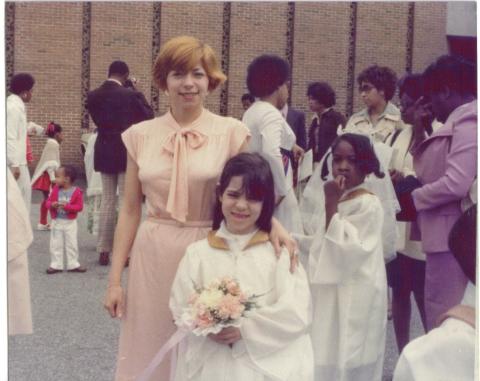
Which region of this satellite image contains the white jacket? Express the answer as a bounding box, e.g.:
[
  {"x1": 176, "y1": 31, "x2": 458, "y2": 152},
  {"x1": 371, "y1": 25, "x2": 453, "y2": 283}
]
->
[{"x1": 7, "y1": 94, "x2": 28, "y2": 167}]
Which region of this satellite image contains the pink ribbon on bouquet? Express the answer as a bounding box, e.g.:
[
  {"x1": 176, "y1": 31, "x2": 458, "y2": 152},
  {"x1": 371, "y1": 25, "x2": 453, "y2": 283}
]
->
[{"x1": 135, "y1": 328, "x2": 188, "y2": 381}]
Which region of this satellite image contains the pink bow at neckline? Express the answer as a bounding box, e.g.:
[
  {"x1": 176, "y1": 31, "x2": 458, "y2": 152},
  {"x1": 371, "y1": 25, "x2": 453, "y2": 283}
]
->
[{"x1": 163, "y1": 127, "x2": 208, "y2": 222}]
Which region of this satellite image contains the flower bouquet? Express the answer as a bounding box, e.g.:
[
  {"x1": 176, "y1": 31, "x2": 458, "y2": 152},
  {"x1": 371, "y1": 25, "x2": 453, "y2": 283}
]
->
[{"x1": 179, "y1": 276, "x2": 260, "y2": 336}]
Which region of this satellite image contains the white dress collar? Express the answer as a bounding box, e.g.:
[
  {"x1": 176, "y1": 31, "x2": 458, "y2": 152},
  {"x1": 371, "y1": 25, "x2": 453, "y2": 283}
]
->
[{"x1": 216, "y1": 221, "x2": 259, "y2": 252}]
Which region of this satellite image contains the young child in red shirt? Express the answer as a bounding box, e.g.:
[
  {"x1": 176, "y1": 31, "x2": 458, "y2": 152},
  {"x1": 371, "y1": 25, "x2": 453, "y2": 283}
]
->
[{"x1": 45, "y1": 165, "x2": 86, "y2": 274}]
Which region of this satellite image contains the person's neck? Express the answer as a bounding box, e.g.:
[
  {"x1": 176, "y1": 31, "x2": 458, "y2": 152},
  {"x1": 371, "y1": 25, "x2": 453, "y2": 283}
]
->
[
  {"x1": 260, "y1": 94, "x2": 279, "y2": 110},
  {"x1": 368, "y1": 100, "x2": 387, "y2": 117},
  {"x1": 108, "y1": 75, "x2": 124, "y2": 85},
  {"x1": 449, "y1": 95, "x2": 476, "y2": 115},
  {"x1": 170, "y1": 105, "x2": 203, "y2": 127},
  {"x1": 316, "y1": 105, "x2": 327, "y2": 118},
  {"x1": 61, "y1": 183, "x2": 73, "y2": 190}
]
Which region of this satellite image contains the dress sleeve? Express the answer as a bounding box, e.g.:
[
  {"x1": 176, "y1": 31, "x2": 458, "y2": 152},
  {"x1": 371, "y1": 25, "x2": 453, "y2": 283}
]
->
[
  {"x1": 236, "y1": 250, "x2": 312, "y2": 362},
  {"x1": 309, "y1": 195, "x2": 384, "y2": 284},
  {"x1": 229, "y1": 120, "x2": 250, "y2": 156},
  {"x1": 121, "y1": 125, "x2": 142, "y2": 164},
  {"x1": 259, "y1": 111, "x2": 291, "y2": 197}
]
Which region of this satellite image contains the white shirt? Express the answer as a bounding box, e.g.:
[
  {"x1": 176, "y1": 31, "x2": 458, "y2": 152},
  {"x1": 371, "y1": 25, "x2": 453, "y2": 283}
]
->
[
  {"x1": 242, "y1": 100, "x2": 296, "y2": 197},
  {"x1": 393, "y1": 282, "x2": 476, "y2": 381},
  {"x1": 6, "y1": 94, "x2": 28, "y2": 167}
]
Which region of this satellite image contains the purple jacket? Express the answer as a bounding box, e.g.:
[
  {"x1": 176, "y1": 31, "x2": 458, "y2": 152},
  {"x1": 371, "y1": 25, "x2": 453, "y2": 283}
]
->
[{"x1": 412, "y1": 100, "x2": 477, "y2": 253}]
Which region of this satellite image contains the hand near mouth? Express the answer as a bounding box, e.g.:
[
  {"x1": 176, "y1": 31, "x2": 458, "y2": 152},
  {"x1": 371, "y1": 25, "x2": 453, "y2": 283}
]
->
[
  {"x1": 324, "y1": 175, "x2": 346, "y2": 228},
  {"x1": 324, "y1": 175, "x2": 346, "y2": 201}
]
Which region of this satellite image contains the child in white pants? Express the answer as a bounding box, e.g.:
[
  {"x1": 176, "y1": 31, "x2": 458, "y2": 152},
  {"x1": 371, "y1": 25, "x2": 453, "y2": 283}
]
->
[{"x1": 45, "y1": 165, "x2": 86, "y2": 274}]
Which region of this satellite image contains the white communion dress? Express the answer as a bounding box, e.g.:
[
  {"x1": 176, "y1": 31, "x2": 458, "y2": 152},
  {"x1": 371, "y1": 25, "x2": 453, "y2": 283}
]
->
[
  {"x1": 170, "y1": 222, "x2": 314, "y2": 381},
  {"x1": 297, "y1": 186, "x2": 387, "y2": 381}
]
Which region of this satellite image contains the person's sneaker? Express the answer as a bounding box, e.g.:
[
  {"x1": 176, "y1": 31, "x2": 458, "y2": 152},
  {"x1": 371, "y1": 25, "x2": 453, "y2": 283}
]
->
[
  {"x1": 46, "y1": 267, "x2": 62, "y2": 274},
  {"x1": 37, "y1": 223, "x2": 51, "y2": 231},
  {"x1": 67, "y1": 266, "x2": 87, "y2": 273},
  {"x1": 99, "y1": 252, "x2": 110, "y2": 266}
]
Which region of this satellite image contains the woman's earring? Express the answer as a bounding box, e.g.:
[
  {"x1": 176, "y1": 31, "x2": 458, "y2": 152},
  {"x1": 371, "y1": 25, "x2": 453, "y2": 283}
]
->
[{"x1": 164, "y1": 90, "x2": 169, "y2": 96}]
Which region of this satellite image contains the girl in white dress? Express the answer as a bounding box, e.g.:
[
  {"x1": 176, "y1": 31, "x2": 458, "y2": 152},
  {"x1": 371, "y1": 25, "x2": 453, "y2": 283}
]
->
[
  {"x1": 170, "y1": 152, "x2": 314, "y2": 381},
  {"x1": 307, "y1": 133, "x2": 388, "y2": 381}
]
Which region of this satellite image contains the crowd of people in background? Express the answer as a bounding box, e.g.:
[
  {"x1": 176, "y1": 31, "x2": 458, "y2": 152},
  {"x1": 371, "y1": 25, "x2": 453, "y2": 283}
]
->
[{"x1": 6, "y1": 34, "x2": 477, "y2": 381}]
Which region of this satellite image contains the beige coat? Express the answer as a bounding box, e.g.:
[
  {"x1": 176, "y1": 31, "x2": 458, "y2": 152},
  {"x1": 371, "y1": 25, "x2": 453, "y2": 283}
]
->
[
  {"x1": 8, "y1": 169, "x2": 33, "y2": 335},
  {"x1": 344, "y1": 102, "x2": 405, "y2": 143}
]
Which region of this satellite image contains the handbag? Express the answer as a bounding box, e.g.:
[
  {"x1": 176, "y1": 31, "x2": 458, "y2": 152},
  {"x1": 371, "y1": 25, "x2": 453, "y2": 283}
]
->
[{"x1": 393, "y1": 175, "x2": 422, "y2": 222}]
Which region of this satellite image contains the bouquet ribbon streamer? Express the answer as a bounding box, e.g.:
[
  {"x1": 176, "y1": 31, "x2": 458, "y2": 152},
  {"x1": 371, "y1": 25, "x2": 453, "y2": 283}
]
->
[{"x1": 135, "y1": 328, "x2": 188, "y2": 381}]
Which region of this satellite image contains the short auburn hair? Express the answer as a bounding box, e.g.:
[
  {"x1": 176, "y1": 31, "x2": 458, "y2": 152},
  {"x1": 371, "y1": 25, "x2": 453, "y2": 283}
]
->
[{"x1": 153, "y1": 35, "x2": 226, "y2": 91}]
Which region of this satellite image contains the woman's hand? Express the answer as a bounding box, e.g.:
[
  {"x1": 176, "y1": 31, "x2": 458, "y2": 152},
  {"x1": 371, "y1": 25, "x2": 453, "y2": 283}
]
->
[
  {"x1": 389, "y1": 169, "x2": 404, "y2": 184},
  {"x1": 292, "y1": 144, "x2": 305, "y2": 163},
  {"x1": 208, "y1": 327, "x2": 242, "y2": 346},
  {"x1": 270, "y1": 217, "x2": 299, "y2": 273},
  {"x1": 411, "y1": 96, "x2": 434, "y2": 149},
  {"x1": 104, "y1": 284, "x2": 125, "y2": 319}
]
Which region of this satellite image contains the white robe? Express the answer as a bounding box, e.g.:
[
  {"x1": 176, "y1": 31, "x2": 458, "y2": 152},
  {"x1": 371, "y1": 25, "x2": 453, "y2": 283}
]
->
[
  {"x1": 393, "y1": 282, "x2": 476, "y2": 381},
  {"x1": 302, "y1": 188, "x2": 387, "y2": 381},
  {"x1": 31, "y1": 138, "x2": 60, "y2": 185},
  {"x1": 84, "y1": 132, "x2": 103, "y2": 197},
  {"x1": 242, "y1": 101, "x2": 303, "y2": 234},
  {"x1": 7, "y1": 169, "x2": 33, "y2": 335},
  {"x1": 300, "y1": 139, "x2": 399, "y2": 262},
  {"x1": 170, "y1": 223, "x2": 314, "y2": 381},
  {"x1": 7, "y1": 93, "x2": 31, "y2": 209}
]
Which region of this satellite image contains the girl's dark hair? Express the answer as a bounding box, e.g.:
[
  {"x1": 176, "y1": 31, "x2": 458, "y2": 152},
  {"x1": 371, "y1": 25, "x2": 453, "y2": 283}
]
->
[
  {"x1": 357, "y1": 65, "x2": 397, "y2": 101},
  {"x1": 307, "y1": 82, "x2": 336, "y2": 108},
  {"x1": 45, "y1": 121, "x2": 62, "y2": 138},
  {"x1": 331, "y1": 133, "x2": 384, "y2": 178},
  {"x1": 213, "y1": 152, "x2": 275, "y2": 233},
  {"x1": 246, "y1": 54, "x2": 290, "y2": 98},
  {"x1": 398, "y1": 73, "x2": 424, "y2": 101},
  {"x1": 61, "y1": 165, "x2": 77, "y2": 183}
]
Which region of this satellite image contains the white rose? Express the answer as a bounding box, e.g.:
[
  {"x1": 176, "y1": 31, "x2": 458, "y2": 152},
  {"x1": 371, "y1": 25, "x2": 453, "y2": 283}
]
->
[{"x1": 198, "y1": 289, "x2": 224, "y2": 308}]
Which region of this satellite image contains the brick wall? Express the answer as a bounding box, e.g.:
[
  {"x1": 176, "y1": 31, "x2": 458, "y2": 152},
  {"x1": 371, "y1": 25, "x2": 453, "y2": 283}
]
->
[
  {"x1": 292, "y1": 2, "x2": 351, "y2": 127},
  {"x1": 7, "y1": 2, "x2": 448, "y2": 173},
  {"x1": 412, "y1": 2, "x2": 448, "y2": 72},
  {"x1": 14, "y1": 3, "x2": 83, "y2": 169}
]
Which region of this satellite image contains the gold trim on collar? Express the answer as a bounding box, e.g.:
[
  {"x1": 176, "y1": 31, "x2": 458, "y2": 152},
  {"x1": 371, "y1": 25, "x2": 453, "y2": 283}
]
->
[
  {"x1": 339, "y1": 188, "x2": 374, "y2": 203},
  {"x1": 207, "y1": 230, "x2": 270, "y2": 251}
]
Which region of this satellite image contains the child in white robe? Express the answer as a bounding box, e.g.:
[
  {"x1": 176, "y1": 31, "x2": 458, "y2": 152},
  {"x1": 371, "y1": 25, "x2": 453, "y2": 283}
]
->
[
  {"x1": 170, "y1": 152, "x2": 314, "y2": 381},
  {"x1": 306, "y1": 133, "x2": 388, "y2": 381}
]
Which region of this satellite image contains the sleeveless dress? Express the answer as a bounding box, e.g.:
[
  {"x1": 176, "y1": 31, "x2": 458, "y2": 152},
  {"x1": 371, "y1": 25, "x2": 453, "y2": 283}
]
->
[{"x1": 115, "y1": 109, "x2": 249, "y2": 381}]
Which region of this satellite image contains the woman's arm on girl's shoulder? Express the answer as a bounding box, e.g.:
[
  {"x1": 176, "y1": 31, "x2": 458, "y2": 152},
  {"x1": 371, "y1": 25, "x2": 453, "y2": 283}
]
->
[
  {"x1": 104, "y1": 154, "x2": 143, "y2": 318},
  {"x1": 270, "y1": 218, "x2": 299, "y2": 273}
]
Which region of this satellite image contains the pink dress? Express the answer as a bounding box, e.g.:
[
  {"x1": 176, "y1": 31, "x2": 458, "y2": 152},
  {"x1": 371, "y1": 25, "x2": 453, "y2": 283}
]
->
[{"x1": 115, "y1": 109, "x2": 249, "y2": 381}]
